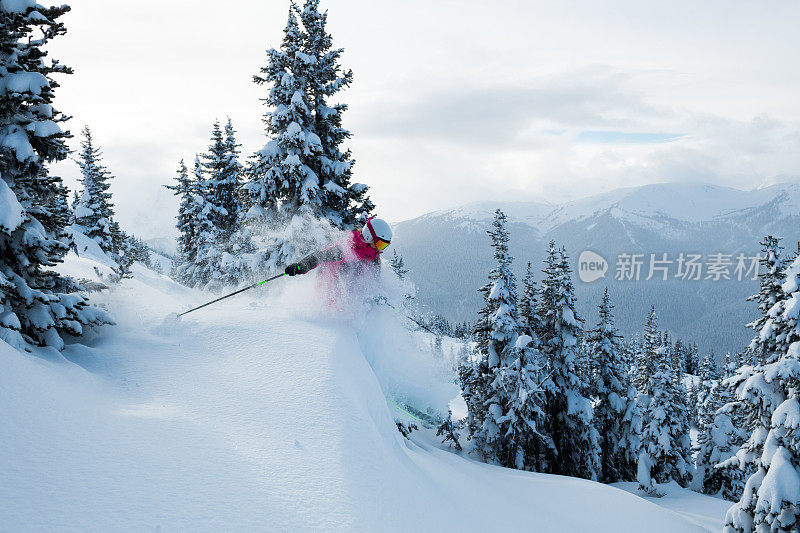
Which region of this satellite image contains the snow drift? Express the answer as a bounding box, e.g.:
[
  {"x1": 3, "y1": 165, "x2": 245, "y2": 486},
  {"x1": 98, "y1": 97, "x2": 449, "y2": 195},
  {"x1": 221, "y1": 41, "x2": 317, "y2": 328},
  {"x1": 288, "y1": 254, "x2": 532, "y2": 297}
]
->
[{"x1": 0, "y1": 242, "x2": 720, "y2": 531}]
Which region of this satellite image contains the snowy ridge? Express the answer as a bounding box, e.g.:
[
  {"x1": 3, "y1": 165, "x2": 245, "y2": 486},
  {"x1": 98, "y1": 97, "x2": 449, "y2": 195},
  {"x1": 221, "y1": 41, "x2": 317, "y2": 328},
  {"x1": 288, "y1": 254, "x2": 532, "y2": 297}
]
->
[
  {"x1": 410, "y1": 182, "x2": 800, "y2": 233},
  {"x1": 0, "y1": 242, "x2": 722, "y2": 531},
  {"x1": 393, "y1": 181, "x2": 800, "y2": 354}
]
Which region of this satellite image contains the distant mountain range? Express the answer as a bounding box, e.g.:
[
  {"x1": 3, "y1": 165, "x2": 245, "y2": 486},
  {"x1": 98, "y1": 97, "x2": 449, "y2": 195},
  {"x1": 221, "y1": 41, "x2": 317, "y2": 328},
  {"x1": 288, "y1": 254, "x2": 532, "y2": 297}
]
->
[{"x1": 392, "y1": 182, "x2": 800, "y2": 354}]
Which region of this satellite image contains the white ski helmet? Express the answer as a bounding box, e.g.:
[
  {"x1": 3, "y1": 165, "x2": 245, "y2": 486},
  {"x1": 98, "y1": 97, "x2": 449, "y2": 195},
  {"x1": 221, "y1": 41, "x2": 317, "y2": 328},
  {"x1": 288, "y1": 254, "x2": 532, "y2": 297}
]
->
[{"x1": 362, "y1": 217, "x2": 392, "y2": 251}]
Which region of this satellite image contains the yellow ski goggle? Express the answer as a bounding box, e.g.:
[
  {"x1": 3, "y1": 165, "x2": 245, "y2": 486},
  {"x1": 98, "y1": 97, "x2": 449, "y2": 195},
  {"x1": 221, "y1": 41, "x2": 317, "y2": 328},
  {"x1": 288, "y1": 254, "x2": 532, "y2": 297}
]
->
[{"x1": 366, "y1": 217, "x2": 391, "y2": 252}]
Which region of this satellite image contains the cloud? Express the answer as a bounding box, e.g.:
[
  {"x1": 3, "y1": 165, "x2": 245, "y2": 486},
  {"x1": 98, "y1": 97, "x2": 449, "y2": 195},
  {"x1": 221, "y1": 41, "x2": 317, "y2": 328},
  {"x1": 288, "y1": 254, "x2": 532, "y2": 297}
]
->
[
  {"x1": 574, "y1": 131, "x2": 683, "y2": 144},
  {"x1": 355, "y1": 66, "x2": 675, "y2": 148}
]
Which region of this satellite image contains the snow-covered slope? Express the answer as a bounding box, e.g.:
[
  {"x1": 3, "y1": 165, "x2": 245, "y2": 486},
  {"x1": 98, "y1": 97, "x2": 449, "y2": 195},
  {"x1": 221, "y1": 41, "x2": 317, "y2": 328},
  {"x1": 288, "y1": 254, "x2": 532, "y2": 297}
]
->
[
  {"x1": 393, "y1": 182, "x2": 800, "y2": 354},
  {"x1": 0, "y1": 242, "x2": 724, "y2": 531}
]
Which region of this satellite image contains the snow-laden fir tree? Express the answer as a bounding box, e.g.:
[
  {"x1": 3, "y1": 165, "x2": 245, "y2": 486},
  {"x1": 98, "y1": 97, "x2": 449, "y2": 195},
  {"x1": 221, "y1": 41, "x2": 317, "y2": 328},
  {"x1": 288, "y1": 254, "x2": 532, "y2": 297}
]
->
[
  {"x1": 696, "y1": 351, "x2": 720, "y2": 422},
  {"x1": 681, "y1": 341, "x2": 700, "y2": 375},
  {"x1": 436, "y1": 409, "x2": 462, "y2": 451},
  {"x1": 221, "y1": 118, "x2": 256, "y2": 278},
  {"x1": 71, "y1": 126, "x2": 118, "y2": 257},
  {"x1": 518, "y1": 263, "x2": 538, "y2": 337},
  {"x1": 490, "y1": 333, "x2": 551, "y2": 471},
  {"x1": 620, "y1": 383, "x2": 645, "y2": 483},
  {"x1": 694, "y1": 375, "x2": 744, "y2": 498},
  {"x1": 389, "y1": 250, "x2": 408, "y2": 280},
  {"x1": 247, "y1": 6, "x2": 321, "y2": 225},
  {"x1": 637, "y1": 307, "x2": 692, "y2": 494},
  {"x1": 200, "y1": 119, "x2": 240, "y2": 239},
  {"x1": 724, "y1": 255, "x2": 800, "y2": 532},
  {"x1": 299, "y1": 0, "x2": 373, "y2": 227},
  {"x1": 537, "y1": 242, "x2": 599, "y2": 479},
  {"x1": 247, "y1": 5, "x2": 341, "y2": 275},
  {"x1": 110, "y1": 237, "x2": 133, "y2": 281},
  {"x1": 187, "y1": 155, "x2": 227, "y2": 288},
  {"x1": 463, "y1": 209, "x2": 520, "y2": 461},
  {"x1": 127, "y1": 235, "x2": 151, "y2": 267},
  {"x1": 668, "y1": 334, "x2": 684, "y2": 376},
  {"x1": 388, "y1": 250, "x2": 415, "y2": 305},
  {"x1": 0, "y1": 1, "x2": 111, "y2": 349},
  {"x1": 192, "y1": 121, "x2": 256, "y2": 290},
  {"x1": 686, "y1": 381, "x2": 701, "y2": 427},
  {"x1": 747, "y1": 236, "x2": 786, "y2": 363},
  {"x1": 164, "y1": 160, "x2": 200, "y2": 284},
  {"x1": 589, "y1": 288, "x2": 634, "y2": 483},
  {"x1": 635, "y1": 306, "x2": 660, "y2": 394}
]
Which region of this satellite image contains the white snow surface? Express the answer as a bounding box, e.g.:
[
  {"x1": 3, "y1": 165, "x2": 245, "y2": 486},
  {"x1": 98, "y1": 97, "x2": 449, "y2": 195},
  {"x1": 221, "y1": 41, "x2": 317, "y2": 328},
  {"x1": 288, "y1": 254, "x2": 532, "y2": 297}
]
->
[
  {"x1": 614, "y1": 482, "x2": 734, "y2": 532},
  {"x1": 0, "y1": 0, "x2": 37, "y2": 13},
  {"x1": 0, "y1": 244, "x2": 726, "y2": 531},
  {"x1": 0, "y1": 175, "x2": 24, "y2": 232}
]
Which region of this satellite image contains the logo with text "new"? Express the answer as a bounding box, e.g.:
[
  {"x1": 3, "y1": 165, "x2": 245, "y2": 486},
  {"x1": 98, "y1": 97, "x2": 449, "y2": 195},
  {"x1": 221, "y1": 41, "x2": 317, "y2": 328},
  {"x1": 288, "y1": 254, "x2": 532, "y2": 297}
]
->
[{"x1": 578, "y1": 250, "x2": 608, "y2": 283}]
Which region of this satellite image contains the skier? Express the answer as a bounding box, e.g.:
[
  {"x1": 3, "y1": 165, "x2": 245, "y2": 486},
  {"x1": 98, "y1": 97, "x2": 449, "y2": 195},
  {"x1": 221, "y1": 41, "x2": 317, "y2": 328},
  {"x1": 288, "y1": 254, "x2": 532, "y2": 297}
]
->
[
  {"x1": 176, "y1": 218, "x2": 392, "y2": 317},
  {"x1": 283, "y1": 217, "x2": 393, "y2": 282}
]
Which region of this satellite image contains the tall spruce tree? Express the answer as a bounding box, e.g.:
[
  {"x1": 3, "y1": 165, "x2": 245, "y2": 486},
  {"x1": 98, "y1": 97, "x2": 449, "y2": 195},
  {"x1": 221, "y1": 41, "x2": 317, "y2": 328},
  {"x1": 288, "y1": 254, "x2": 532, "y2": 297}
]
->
[
  {"x1": 188, "y1": 155, "x2": 227, "y2": 288},
  {"x1": 299, "y1": 0, "x2": 372, "y2": 226},
  {"x1": 635, "y1": 306, "x2": 660, "y2": 394},
  {"x1": 637, "y1": 307, "x2": 691, "y2": 494},
  {"x1": 249, "y1": 6, "x2": 321, "y2": 225},
  {"x1": 518, "y1": 263, "x2": 538, "y2": 336},
  {"x1": 538, "y1": 242, "x2": 599, "y2": 479},
  {"x1": 747, "y1": 236, "x2": 786, "y2": 362},
  {"x1": 724, "y1": 256, "x2": 800, "y2": 532},
  {"x1": 491, "y1": 333, "x2": 550, "y2": 471},
  {"x1": 466, "y1": 210, "x2": 520, "y2": 461},
  {"x1": 697, "y1": 351, "x2": 720, "y2": 418},
  {"x1": 637, "y1": 308, "x2": 690, "y2": 493},
  {"x1": 589, "y1": 289, "x2": 633, "y2": 483},
  {"x1": 193, "y1": 121, "x2": 255, "y2": 290},
  {"x1": 164, "y1": 160, "x2": 200, "y2": 284},
  {"x1": 0, "y1": 1, "x2": 111, "y2": 349},
  {"x1": 71, "y1": 126, "x2": 118, "y2": 256},
  {"x1": 694, "y1": 377, "x2": 744, "y2": 498}
]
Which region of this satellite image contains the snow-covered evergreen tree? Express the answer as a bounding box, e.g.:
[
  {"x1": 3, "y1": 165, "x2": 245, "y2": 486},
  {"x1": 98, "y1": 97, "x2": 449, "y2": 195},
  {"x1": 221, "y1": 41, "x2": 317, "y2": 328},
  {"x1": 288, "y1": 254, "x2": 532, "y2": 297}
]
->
[
  {"x1": 110, "y1": 237, "x2": 133, "y2": 282},
  {"x1": 747, "y1": 236, "x2": 788, "y2": 363},
  {"x1": 491, "y1": 333, "x2": 550, "y2": 471},
  {"x1": 223, "y1": 117, "x2": 245, "y2": 227},
  {"x1": 694, "y1": 377, "x2": 744, "y2": 498},
  {"x1": 164, "y1": 159, "x2": 200, "y2": 284},
  {"x1": 635, "y1": 306, "x2": 660, "y2": 394},
  {"x1": 71, "y1": 126, "x2": 117, "y2": 256},
  {"x1": 697, "y1": 351, "x2": 720, "y2": 418},
  {"x1": 620, "y1": 384, "x2": 645, "y2": 483},
  {"x1": 537, "y1": 242, "x2": 599, "y2": 479},
  {"x1": 190, "y1": 120, "x2": 256, "y2": 290},
  {"x1": 436, "y1": 409, "x2": 462, "y2": 451},
  {"x1": 248, "y1": 6, "x2": 321, "y2": 226},
  {"x1": 724, "y1": 255, "x2": 800, "y2": 532},
  {"x1": 0, "y1": 1, "x2": 111, "y2": 349},
  {"x1": 299, "y1": 0, "x2": 373, "y2": 227},
  {"x1": 127, "y1": 235, "x2": 151, "y2": 267},
  {"x1": 637, "y1": 308, "x2": 692, "y2": 494},
  {"x1": 589, "y1": 289, "x2": 633, "y2": 483},
  {"x1": 200, "y1": 119, "x2": 240, "y2": 239},
  {"x1": 467, "y1": 210, "x2": 520, "y2": 461},
  {"x1": 389, "y1": 250, "x2": 408, "y2": 280},
  {"x1": 188, "y1": 155, "x2": 227, "y2": 288},
  {"x1": 518, "y1": 262, "x2": 538, "y2": 336}
]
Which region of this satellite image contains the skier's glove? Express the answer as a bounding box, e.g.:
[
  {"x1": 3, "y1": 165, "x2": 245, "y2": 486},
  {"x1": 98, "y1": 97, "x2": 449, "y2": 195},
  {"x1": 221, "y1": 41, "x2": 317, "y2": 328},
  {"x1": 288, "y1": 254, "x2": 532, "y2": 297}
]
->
[
  {"x1": 284, "y1": 255, "x2": 318, "y2": 276},
  {"x1": 285, "y1": 263, "x2": 306, "y2": 276}
]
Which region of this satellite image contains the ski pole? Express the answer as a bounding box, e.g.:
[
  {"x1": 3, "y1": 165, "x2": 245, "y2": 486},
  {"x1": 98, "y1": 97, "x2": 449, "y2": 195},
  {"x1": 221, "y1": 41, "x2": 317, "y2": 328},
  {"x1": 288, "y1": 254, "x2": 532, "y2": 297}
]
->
[
  {"x1": 377, "y1": 298, "x2": 438, "y2": 335},
  {"x1": 178, "y1": 273, "x2": 287, "y2": 317}
]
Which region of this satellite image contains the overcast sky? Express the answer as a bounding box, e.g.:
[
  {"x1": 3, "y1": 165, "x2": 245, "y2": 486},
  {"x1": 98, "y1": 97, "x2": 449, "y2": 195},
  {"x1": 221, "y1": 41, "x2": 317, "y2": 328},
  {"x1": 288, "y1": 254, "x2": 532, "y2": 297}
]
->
[{"x1": 48, "y1": 0, "x2": 800, "y2": 239}]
